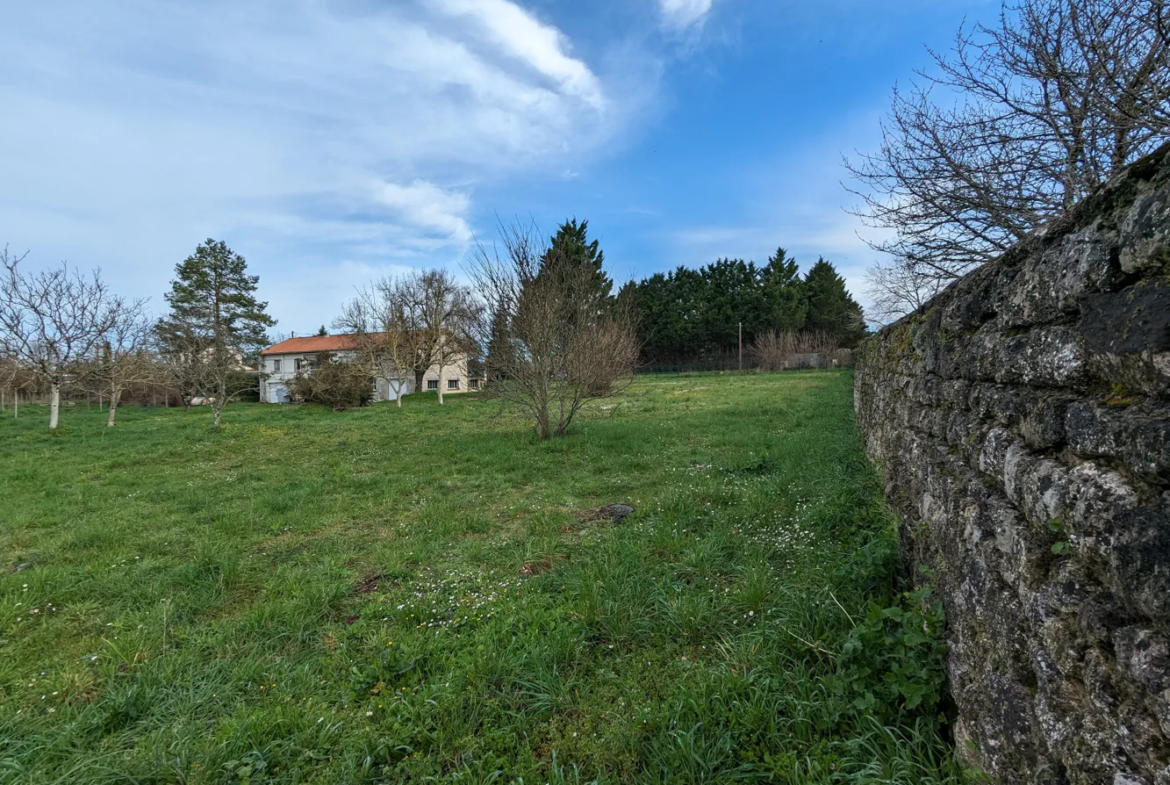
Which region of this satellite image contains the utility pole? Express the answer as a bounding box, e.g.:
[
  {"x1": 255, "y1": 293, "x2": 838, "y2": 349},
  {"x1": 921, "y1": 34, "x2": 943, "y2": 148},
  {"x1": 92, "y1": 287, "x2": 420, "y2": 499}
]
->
[{"x1": 738, "y1": 322, "x2": 743, "y2": 372}]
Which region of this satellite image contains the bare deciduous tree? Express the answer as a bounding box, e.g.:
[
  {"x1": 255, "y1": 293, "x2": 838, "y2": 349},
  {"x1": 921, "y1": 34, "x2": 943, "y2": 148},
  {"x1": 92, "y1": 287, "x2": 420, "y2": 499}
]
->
[
  {"x1": 471, "y1": 222, "x2": 639, "y2": 439},
  {"x1": 862, "y1": 259, "x2": 951, "y2": 326},
  {"x1": 85, "y1": 299, "x2": 155, "y2": 427},
  {"x1": 0, "y1": 247, "x2": 120, "y2": 429},
  {"x1": 337, "y1": 270, "x2": 479, "y2": 406},
  {"x1": 847, "y1": 0, "x2": 1170, "y2": 316},
  {"x1": 334, "y1": 294, "x2": 412, "y2": 407}
]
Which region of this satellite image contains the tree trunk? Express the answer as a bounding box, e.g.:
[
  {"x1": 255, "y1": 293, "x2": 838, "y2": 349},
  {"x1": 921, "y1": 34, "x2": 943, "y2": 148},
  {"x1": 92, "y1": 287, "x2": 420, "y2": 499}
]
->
[
  {"x1": 437, "y1": 365, "x2": 444, "y2": 405},
  {"x1": 49, "y1": 382, "x2": 61, "y2": 429},
  {"x1": 107, "y1": 388, "x2": 120, "y2": 427},
  {"x1": 414, "y1": 369, "x2": 425, "y2": 394},
  {"x1": 212, "y1": 404, "x2": 222, "y2": 430},
  {"x1": 393, "y1": 380, "x2": 404, "y2": 408}
]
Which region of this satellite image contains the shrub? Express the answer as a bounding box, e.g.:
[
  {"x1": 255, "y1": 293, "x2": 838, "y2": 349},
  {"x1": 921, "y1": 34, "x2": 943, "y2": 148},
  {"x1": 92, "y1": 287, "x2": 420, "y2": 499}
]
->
[
  {"x1": 750, "y1": 330, "x2": 840, "y2": 371},
  {"x1": 286, "y1": 352, "x2": 372, "y2": 410}
]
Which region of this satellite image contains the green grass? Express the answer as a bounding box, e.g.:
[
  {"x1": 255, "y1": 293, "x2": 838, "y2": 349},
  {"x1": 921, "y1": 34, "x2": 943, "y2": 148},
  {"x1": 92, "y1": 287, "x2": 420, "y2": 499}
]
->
[{"x1": 0, "y1": 372, "x2": 965, "y2": 784}]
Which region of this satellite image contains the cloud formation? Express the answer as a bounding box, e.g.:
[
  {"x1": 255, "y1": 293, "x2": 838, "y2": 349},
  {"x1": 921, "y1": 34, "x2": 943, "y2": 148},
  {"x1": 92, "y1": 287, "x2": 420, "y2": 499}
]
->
[
  {"x1": 658, "y1": 0, "x2": 716, "y2": 29},
  {"x1": 0, "y1": 0, "x2": 627, "y2": 329}
]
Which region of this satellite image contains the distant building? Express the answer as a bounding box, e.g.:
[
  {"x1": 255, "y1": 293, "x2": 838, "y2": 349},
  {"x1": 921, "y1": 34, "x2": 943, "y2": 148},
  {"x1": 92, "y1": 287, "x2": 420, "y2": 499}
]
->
[{"x1": 259, "y1": 333, "x2": 479, "y2": 404}]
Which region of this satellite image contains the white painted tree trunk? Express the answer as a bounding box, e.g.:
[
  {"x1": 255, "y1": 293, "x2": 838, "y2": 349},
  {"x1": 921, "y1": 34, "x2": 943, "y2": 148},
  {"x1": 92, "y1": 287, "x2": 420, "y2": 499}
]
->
[
  {"x1": 436, "y1": 364, "x2": 444, "y2": 405},
  {"x1": 49, "y1": 382, "x2": 61, "y2": 429},
  {"x1": 107, "y1": 389, "x2": 120, "y2": 427}
]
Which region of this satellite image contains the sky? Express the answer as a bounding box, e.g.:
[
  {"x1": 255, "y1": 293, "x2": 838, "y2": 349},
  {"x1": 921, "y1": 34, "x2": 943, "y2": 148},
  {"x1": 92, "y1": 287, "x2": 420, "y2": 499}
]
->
[{"x1": 1, "y1": 0, "x2": 995, "y2": 336}]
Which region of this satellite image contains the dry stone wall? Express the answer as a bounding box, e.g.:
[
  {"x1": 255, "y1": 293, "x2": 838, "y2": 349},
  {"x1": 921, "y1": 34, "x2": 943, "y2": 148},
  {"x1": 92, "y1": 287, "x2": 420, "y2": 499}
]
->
[{"x1": 855, "y1": 145, "x2": 1170, "y2": 785}]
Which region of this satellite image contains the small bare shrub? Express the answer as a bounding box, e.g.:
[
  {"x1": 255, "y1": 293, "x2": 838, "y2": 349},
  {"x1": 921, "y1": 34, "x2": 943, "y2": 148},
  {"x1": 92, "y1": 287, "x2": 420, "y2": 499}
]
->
[{"x1": 751, "y1": 330, "x2": 839, "y2": 372}]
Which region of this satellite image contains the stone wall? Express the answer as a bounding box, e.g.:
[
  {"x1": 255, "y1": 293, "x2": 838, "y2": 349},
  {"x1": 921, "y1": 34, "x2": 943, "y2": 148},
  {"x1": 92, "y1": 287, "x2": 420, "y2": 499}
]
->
[{"x1": 855, "y1": 145, "x2": 1170, "y2": 785}]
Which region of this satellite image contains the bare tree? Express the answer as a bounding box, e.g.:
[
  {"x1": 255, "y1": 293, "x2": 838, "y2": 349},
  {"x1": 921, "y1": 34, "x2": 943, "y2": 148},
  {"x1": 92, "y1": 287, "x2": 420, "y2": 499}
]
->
[
  {"x1": 334, "y1": 293, "x2": 413, "y2": 407},
  {"x1": 0, "y1": 247, "x2": 120, "y2": 429},
  {"x1": 470, "y1": 222, "x2": 639, "y2": 439},
  {"x1": 152, "y1": 330, "x2": 204, "y2": 411},
  {"x1": 393, "y1": 270, "x2": 479, "y2": 404},
  {"x1": 0, "y1": 351, "x2": 22, "y2": 418},
  {"x1": 847, "y1": 0, "x2": 1170, "y2": 310},
  {"x1": 862, "y1": 259, "x2": 951, "y2": 326},
  {"x1": 338, "y1": 270, "x2": 479, "y2": 406},
  {"x1": 85, "y1": 299, "x2": 155, "y2": 427}
]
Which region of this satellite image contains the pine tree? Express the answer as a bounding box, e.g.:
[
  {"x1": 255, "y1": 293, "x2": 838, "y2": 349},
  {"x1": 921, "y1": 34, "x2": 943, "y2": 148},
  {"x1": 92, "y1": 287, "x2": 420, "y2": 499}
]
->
[
  {"x1": 156, "y1": 239, "x2": 275, "y2": 429},
  {"x1": 803, "y1": 258, "x2": 866, "y2": 348}
]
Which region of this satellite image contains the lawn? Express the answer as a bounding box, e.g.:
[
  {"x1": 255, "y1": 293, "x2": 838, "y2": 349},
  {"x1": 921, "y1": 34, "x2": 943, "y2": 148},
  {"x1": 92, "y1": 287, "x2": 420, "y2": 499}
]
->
[{"x1": 0, "y1": 372, "x2": 963, "y2": 784}]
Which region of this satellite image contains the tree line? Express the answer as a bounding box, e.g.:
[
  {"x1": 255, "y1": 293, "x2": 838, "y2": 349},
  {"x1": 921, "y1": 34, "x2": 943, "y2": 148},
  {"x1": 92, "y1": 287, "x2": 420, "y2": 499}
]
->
[
  {"x1": 1, "y1": 240, "x2": 274, "y2": 431},
  {"x1": 622, "y1": 250, "x2": 866, "y2": 367},
  {"x1": 0, "y1": 223, "x2": 642, "y2": 439}
]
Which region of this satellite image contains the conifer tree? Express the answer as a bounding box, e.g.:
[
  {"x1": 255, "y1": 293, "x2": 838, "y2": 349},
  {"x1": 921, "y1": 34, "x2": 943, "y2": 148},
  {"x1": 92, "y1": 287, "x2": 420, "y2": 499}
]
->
[
  {"x1": 540, "y1": 219, "x2": 612, "y2": 309},
  {"x1": 155, "y1": 239, "x2": 274, "y2": 429},
  {"x1": 761, "y1": 247, "x2": 807, "y2": 332},
  {"x1": 803, "y1": 258, "x2": 866, "y2": 347}
]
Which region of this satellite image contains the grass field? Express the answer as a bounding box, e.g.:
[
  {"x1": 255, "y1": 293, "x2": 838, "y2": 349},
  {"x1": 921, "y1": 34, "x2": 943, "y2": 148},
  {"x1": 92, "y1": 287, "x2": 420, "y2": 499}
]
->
[{"x1": 0, "y1": 372, "x2": 964, "y2": 784}]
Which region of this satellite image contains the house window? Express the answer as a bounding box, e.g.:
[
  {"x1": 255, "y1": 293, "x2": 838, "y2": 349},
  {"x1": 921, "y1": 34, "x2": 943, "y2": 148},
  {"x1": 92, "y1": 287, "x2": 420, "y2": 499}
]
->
[
  {"x1": 295, "y1": 358, "x2": 304, "y2": 371},
  {"x1": 469, "y1": 379, "x2": 480, "y2": 390},
  {"x1": 447, "y1": 379, "x2": 459, "y2": 391},
  {"x1": 426, "y1": 379, "x2": 439, "y2": 391},
  {"x1": 272, "y1": 359, "x2": 282, "y2": 373},
  {"x1": 371, "y1": 379, "x2": 379, "y2": 393}
]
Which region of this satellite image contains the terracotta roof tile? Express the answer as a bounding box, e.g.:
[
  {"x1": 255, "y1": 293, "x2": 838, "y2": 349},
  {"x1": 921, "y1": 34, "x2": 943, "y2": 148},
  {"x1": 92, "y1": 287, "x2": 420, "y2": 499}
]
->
[{"x1": 261, "y1": 334, "x2": 373, "y2": 355}]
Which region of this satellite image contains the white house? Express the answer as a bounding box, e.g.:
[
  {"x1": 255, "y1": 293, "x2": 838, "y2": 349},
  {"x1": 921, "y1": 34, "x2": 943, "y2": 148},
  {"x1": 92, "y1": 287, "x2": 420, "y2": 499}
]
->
[{"x1": 259, "y1": 334, "x2": 479, "y2": 404}]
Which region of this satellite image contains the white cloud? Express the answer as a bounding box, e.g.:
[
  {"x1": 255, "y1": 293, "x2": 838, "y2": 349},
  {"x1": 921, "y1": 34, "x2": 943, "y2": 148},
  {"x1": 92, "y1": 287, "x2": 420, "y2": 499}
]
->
[
  {"x1": 0, "y1": 0, "x2": 632, "y2": 332},
  {"x1": 434, "y1": 0, "x2": 606, "y2": 109},
  {"x1": 658, "y1": 0, "x2": 715, "y2": 29},
  {"x1": 374, "y1": 181, "x2": 473, "y2": 243}
]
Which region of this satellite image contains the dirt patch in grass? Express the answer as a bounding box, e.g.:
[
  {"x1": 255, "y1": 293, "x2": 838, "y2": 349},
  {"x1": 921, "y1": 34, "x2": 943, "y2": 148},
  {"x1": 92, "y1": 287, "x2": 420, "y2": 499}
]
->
[{"x1": 352, "y1": 572, "x2": 393, "y2": 594}]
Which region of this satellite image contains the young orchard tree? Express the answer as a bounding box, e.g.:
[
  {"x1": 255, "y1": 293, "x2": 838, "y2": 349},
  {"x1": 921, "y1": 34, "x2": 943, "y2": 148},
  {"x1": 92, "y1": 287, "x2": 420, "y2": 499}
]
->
[
  {"x1": 0, "y1": 351, "x2": 25, "y2": 418},
  {"x1": 87, "y1": 299, "x2": 155, "y2": 427},
  {"x1": 155, "y1": 239, "x2": 274, "y2": 430},
  {"x1": 847, "y1": 0, "x2": 1170, "y2": 316},
  {"x1": 471, "y1": 221, "x2": 639, "y2": 439},
  {"x1": 0, "y1": 246, "x2": 120, "y2": 429}
]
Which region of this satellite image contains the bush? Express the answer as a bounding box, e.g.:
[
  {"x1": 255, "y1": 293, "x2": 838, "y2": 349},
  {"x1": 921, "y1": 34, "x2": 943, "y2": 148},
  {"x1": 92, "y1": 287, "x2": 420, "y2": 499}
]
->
[
  {"x1": 286, "y1": 352, "x2": 372, "y2": 410},
  {"x1": 750, "y1": 330, "x2": 840, "y2": 371}
]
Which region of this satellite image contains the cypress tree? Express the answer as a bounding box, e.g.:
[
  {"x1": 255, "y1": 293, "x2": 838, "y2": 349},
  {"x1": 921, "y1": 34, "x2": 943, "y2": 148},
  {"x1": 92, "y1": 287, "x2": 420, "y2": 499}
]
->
[
  {"x1": 803, "y1": 258, "x2": 866, "y2": 347},
  {"x1": 540, "y1": 218, "x2": 613, "y2": 306}
]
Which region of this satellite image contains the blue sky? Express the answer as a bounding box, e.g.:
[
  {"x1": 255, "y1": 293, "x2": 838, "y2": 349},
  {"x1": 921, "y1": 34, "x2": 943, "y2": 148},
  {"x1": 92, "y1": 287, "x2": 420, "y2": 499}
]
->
[{"x1": 1, "y1": 0, "x2": 993, "y2": 335}]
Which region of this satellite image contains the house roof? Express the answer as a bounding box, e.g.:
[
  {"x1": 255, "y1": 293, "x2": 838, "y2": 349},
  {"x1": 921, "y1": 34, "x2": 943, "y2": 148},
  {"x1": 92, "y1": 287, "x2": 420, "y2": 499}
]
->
[{"x1": 261, "y1": 334, "x2": 369, "y2": 355}]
